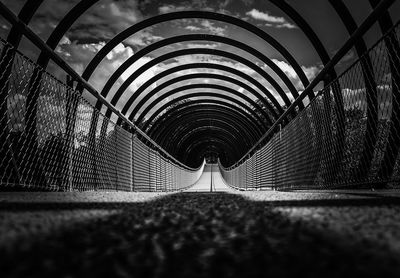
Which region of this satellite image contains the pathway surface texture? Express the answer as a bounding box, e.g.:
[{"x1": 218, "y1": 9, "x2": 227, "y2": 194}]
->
[
  {"x1": 1, "y1": 170, "x2": 400, "y2": 277},
  {"x1": 186, "y1": 164, "x2": 232, "y2": 192}
]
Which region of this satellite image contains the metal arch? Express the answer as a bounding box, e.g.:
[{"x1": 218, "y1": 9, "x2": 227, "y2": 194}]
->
[
  {"x1": 127, "y1": 82, "x2": 272, "y2": 126},
  {"x1": 185, "y1": 143, "x2": 224, "y2": 168},
  {"x1": 100, "y1": 34, "x2": 298, "y2": 113},
  {"x1": 27, "y1": 1, "x2": 335, "y2": 98},
  {"x1": 167, "y1": 120, "x2": 254, "y2": 154},
  {"x1": 147, "y1": 99, "x2": 266, "y2": 138},
  {"x1": 197, "y1": 144, "x2": 221, "y2": 158},
  {"x1": 174, "y1": 126, "x2": 250, "y2": 155},
  {"x1": 114, "y1": 48, "x2": 292, "y2": 121},
  {"x1": 8, "y1": 2, "x2": 314, "y2": 169},
  {"x1": 10, "y1": 1, "x2": 340, "y2": 89},
  {"x1": 11, "y1": 0, "x2": 347, "y2": 174},
  {"x1": 176, "y1": 129, "x2": 246, "y2": 158},
  {"x1": 184, "y1": 140, "x2": 237, "y2": 166},
  {"x1": 155, "y1": 114, "x2": 258, "y2": 151},
  {"x1": 105, "y1": 62, "x2": 283, "y2": 116},
  {"x1": 81, "y1": 10, "x2": 312, "y2": 97},
  {"x1": 191, "y1": 143, "x2": 229, "y2": 165},
  {"x1": 187, "y1": 137, "x2": 239, "y2": 156},
  {"x1": 164, "y1": 118, "x2": 257, "y2": 153},
  {"x1": 132, "y1": 72, "x2": 277, "y2": 124},
  {"x1": 34, "y1": 0, "x2": 99, "y2": 67},
  {"x1": 149, "y1": 104, "x2": 263, "y2": 142},
  {"x1": 2, "y1": 1, "x2": 396, "y2": 187},
  {"x1": 153, "y1": 109, "x2": 260, "y2": 149},
  {"x1": 176, "y1": 129, "x2": 248, "y2": 163},
  {"x1": 153, "y1": 108, "x2": 261, "y2": 148},
  {"x1": 26, "y1": 3, "x2": 343, "y2": 152},
  {"x1": 111, "y1": 48, "x2": 292, "y2": 122},
  {"x1": 22, "y1": 3, "x2": 339, "y2": 126},
  {"x1": 369, "y1": 0, "x2": 400, "y2": 180},
  {"x1": 148, "y1": 103, "x2": 263, "y2": 144},
  {"x1": 142, "y1": 94, "x2": 267, "y2": 133},
  {"x1": 328, "y1": 0, "x2": 379, "y2": 179},
  {"x1": 5, "y1": 1, "x2": 44, "y2": 46},
  {"x1": 196, "y1": 146, "x2": 225, "y2": 164},
  {"x1": 25, "y1": 6, "x2": 324, "y2": 143},
  {"x1": 183, "y1": 138, "x2": 239, "y2": 166},
  {"x1": 160, "y1": 118, "x2": 257, "y2": 156},
  {"x1": 177, "y1": 129, "x2": 246, "y2": 156},
  {"x1": 268, "y1": 0, "x2": 331, "y2": 67},
  {"x1": 195, "y1": 144, "x2": 225, "y2": 164},
  {"x1": 11, "y1": 1, "x2": 349, "y2": 143}
]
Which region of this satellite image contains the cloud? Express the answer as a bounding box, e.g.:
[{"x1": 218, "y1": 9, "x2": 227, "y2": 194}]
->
[
  {"x1": 120, "y1": 56, "x2": 158, "y2": 90},
  {"x1": 185, "y1": 25, "x2": 202, "y2": 31},
  {"x1": 246, "y1": 9, "x2": 297, "y2": 29},
  {"x1": 272, "y1": 59, "x2": 297, "y2": 79},
  {"x1": 276, "y1": 23, "x2": 297, "y2": 29},
  {"x1": 200, "y1": 20, "x2": 226, "y2": 36},
  {"x1": 246, "y1": 9, "x2": 286, "y2": 23},
  {"x1": 57, "y1": 37, "x2": 163, "y2": 116},
  {"x1": 124, "y1": 29, "x2": 164, "y2": 46},
  {"x1": 158, "y1": 1, "x2": 215, "y2": 14},
  {"x1": 301, "y1": 65, "x2": 320, "y2": 81},
  {"x1": 270, "y1": 59, "x2": 320, "y2": 90},
  {"x1": 185, "y1": 43, "x2": 220, "y2": 49},
  {"x1": 179, "y1": 20, "x2": 227, "y2": 36},
  {"x1": 31, "y1": 0, "x2": 143, "y2": 43},
  {"x1": 56, "y1": 38, "x2": 142, "y2": 97},
  {"x1": 218, "y1": 0, "x2": 233, "y2": 9},
  {"x1": 158, "y1": 4, "x2": 193, "y2": 14}
]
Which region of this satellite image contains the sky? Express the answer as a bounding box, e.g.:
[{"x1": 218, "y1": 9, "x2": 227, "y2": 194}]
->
[{"x1": 1, "y1": 0, "x2": 399, "y2": 120}]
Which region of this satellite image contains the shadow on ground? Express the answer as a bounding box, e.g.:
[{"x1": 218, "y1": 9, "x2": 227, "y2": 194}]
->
[{"x1": 1, "y1": 192, "x2": 400, "y2": 278}]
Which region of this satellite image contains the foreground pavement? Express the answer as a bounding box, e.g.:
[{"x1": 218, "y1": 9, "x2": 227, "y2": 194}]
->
[{"x1": 1, "y1": 188, "x2": 400, "y2": 277}]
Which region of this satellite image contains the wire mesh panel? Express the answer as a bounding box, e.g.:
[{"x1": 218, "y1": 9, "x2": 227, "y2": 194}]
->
[
  {"x1": 0, "y1": 38, "x2": 203, "y2": 192},
  {"x1": 220, "y1": 21, "x2": 400, "y2": 190},
  {"x1": 132, "y1": 136, "x2": 150, "y2": 191}
]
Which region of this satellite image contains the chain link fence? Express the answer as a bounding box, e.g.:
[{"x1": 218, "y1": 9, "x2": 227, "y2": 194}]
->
[
  {"x1": 0, "y1": 38, "x2": 204, "y2": 191},
  {"x1": 220, "y1": 21, "x2": 400, "y2": 190}
]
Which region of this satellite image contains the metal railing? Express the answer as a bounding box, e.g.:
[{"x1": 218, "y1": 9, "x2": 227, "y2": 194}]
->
[
  {"x1": 220, "y1": 20, "x2": 400, "y2": 190},
  {"x1": 0, "y1": 38, "x2": 204, "y2": 191}
]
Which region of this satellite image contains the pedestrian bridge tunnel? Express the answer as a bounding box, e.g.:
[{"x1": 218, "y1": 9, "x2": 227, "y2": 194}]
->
[{"x1": 0, "y1": 0, "x2": 399, "y2": 191}]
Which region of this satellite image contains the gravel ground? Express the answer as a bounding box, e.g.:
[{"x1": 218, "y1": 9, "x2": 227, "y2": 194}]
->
[{"x1": 1, "y1": 190, "x2": 400, "y2": 277}]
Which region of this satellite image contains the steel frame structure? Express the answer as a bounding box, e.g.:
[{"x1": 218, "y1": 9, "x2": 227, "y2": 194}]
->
[{"x1": 0, "y1": 0, "x2": 398, "y2": 190}]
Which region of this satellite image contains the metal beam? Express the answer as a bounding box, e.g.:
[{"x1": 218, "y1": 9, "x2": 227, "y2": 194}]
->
[{"x1": 143, "y1": 94, "x2": 266, "y2": 133}]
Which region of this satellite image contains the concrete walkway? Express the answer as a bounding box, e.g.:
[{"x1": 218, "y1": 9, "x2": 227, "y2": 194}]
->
[
  {"x1": 2, "y1": 181, "x2": 400, "y2": 277},
  {"x1": 185, "y1": 164, "x2": 232, "y2": 192}
]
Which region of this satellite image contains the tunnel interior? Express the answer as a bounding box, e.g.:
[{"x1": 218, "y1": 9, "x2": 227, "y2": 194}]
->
[{"x1": 1, "y1": 0, "x2": 399, "y2": 179}]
